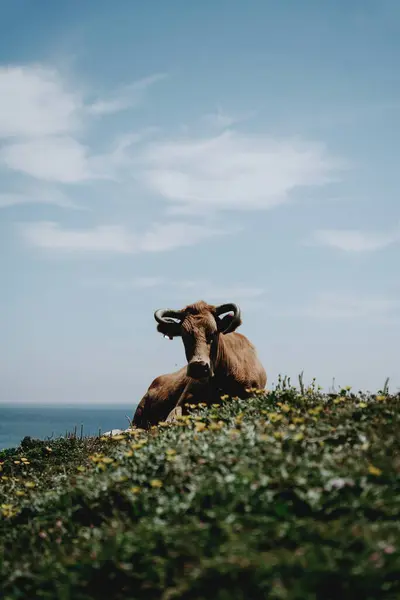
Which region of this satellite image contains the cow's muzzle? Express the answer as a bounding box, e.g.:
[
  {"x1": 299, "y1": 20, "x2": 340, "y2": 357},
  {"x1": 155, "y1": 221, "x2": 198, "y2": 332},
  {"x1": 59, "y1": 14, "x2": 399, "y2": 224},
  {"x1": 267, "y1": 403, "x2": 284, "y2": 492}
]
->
[{"x1": 187, "y1": 360, "x2": 211, "y2": 380}]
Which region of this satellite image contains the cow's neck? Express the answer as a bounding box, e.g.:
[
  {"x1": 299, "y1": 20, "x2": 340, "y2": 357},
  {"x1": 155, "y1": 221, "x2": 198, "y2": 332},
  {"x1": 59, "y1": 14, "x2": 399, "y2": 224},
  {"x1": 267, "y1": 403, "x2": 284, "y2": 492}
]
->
[{"x1": 213, "y1": 333, "x2": 235, "y2": 381}]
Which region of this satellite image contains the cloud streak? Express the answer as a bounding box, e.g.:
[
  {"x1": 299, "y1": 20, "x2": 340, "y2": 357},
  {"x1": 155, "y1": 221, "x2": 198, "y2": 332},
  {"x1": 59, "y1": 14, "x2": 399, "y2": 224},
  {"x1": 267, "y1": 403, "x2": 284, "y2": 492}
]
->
[
  {"x1": 137, "y1": 130, "x2": 340, "y2": 215},
  {"x1": 87, "y1": 73, "x2": 167, "y2": 116},
  {"x1": 309, "y1": 226, "x2": 400, "y2": 252},
  {"x1": 19, "y1": 220, "x2": 230, "y2": 254},
  {"x1": 0, "y1": 65, "x2": 81, "y2": 139},
  {"x1": 0, "y1": 186, "x2": 83, "y2": 210},
  {"x1": 0, "y1": 65, "x2": 167, "y2": 185},
  {"x1": 201, "y1": 108, "x2": 256, "y2": 130}
]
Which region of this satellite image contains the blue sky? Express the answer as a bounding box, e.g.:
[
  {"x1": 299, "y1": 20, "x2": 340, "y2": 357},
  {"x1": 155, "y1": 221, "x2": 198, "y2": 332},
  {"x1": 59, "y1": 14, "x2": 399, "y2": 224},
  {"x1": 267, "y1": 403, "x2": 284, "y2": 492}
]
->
[{"x1": 1, "y1": 0, "x2": 399, "y2": 404}]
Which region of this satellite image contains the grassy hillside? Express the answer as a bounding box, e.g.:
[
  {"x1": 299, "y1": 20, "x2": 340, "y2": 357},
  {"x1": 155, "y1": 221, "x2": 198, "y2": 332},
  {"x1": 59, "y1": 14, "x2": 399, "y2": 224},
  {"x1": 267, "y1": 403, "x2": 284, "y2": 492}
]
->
[{"x1": 1, "y1": 378, "x2": 399, "y2": 599}]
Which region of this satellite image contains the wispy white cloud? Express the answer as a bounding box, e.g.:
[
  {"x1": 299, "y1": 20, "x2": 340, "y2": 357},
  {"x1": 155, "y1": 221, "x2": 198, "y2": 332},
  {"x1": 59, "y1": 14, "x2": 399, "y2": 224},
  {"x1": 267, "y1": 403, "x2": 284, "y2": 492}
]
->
[
  {"x1": 138, "y1": 222, "x2": 228, "y2": 252},
  {"x1": 87, "y1": 73, "x2": 167, "y2": 116},
  {"x1": 19, "y1": 220, "x2": 229, "y2": 254},
  {"x1": 0, "y1": 65, "x2": 82, "y2": 139},
  {"x1": 1, "y1": 137, "x2": 94, "y2": 183},
  {"x1": 0, "y1": 64, "x2": 166, "y2": 185},
  {"x1": 309, "y1": 226, "x2": 400, "y2": 252},
  {"x1": 137, "y1": 130, "x2": 340, "y2": 215},
  {"x1": 0, "y1": 62, "x2": 341, "y2": 225},
  {"x1": 0, "y1": 65, "x2": 166, "y2": 138},
  {"x1": 21, "y1": 222, "x2": 136, "y2": 253},
  {"x1": 0, "y1": 186, "x2": 82, "y2": 210},
  {"x1": 201, "y1": 108, "x2": 255, "y2": 130}
]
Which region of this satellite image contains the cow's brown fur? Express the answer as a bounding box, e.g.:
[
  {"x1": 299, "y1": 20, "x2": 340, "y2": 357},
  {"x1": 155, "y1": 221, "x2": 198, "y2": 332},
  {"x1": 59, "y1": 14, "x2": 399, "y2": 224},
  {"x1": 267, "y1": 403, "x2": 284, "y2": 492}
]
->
[{"x1": 132, "y1": 300, "x2": 266, "y2": 428}]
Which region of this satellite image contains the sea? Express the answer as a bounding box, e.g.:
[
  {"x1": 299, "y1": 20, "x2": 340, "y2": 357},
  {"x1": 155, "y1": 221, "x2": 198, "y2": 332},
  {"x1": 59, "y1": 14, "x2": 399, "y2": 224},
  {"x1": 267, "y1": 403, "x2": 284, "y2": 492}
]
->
[{"x1": 0, "y1": 404, "x2": 137, "y2": 451}]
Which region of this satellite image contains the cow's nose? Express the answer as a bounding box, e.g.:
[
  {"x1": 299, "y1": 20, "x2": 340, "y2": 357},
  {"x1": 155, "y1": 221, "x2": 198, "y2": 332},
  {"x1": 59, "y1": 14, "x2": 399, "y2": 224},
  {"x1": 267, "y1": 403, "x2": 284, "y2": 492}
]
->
[{"x1": 187, "y1": 360, "x2": 210, "y2": 379}]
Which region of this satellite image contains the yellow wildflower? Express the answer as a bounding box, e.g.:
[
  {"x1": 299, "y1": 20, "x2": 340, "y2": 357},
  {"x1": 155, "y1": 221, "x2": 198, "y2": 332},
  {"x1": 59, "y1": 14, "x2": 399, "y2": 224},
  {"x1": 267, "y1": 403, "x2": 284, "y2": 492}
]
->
[
  {"x1": 130, "y1": 486, "x2": 141, "y2": 494},
  {"x1": 1, "y1": 503, "x2": 17, "y2": 518},
  {"x1": 76, "y1": 466, "x2": 86, "y2": 472},
  {"x1": 220, "y1": 394, "x2": 229, "y2": 401},
  {"x1": 101, "y1": 457, "x2": 114, "y2": 464},
  {"x1": 111, "y1": 434, "x2": 126, "y2": 441},
  {"x1": 273, "y1": 431, "x2": 283, "y2": 440},
  {"x1": 293, "y1": 433, "x2": 304, "y2": 442},
  {"x1": 308, "y1": 406, "x2": 323, "y2": 415},
  {"x1": 89, "y1": 453, "x2": 103, "y2": 463},
  {"x1": 124, "y1": 450, "x2": 134, "y2": 458},
  {"x1": 150, "y1": 479, "x2": 163, "y2": 488},
  {"x1": 165, "y1": 449, "x2": 177, "y2": 456},
  {"x1": 368, "y1": 464, "x2": 382, "y2": 477},
  {"x1": 235, "y1": 413, "x2": 244, "y2": 425},
  {"x1": 45, "y1": 446, "x2": 53, "y2": 452},
  {"x1": 358, "y1": 402, "x2": 367, "y2": 408},
  {"x1": 195, "y1": 422, "x2": 207, "y2": 432},
  {"x1": 24, "y1": 481, "x2": 36, "y2": 488},
  {"x1": 14, "y1": 460, "x2": 21, "y2": 465},
  {"x1": 209, "y1": 422, "x2": 223, "y2": 431},
  {"x1": 131, "y1": 442, "x2": 146, "y2": 450},
  {"x1": 15, "y1": 490, "x2": 25, "y2": 497},
  {"x1": 376, "y1": 395, "x2": 386, "y2": 402},
  {"x1": 268, "y1": 413, "x2": 283, "y2": 423}
]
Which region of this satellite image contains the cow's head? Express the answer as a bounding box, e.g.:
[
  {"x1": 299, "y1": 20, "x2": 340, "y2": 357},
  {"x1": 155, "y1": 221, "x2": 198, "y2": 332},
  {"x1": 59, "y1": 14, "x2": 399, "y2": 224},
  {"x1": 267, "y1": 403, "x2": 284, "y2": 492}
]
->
[{"x1": 154, "y1": 300, "x2": 242, "y2": 380}]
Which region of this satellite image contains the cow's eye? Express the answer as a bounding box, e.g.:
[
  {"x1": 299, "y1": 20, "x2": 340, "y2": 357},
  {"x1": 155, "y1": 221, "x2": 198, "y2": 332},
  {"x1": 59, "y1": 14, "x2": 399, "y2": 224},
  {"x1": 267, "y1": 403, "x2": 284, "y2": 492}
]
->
[{"x1": 206, "y1": 333, "x2": 215, "y2": 344}]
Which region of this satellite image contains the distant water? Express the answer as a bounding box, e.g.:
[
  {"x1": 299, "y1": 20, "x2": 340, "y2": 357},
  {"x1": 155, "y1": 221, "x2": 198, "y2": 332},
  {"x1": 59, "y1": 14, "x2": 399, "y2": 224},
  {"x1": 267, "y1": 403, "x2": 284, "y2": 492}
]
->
[{"x1": 0, "y1": 404, "x2": 137, "y2": 450}]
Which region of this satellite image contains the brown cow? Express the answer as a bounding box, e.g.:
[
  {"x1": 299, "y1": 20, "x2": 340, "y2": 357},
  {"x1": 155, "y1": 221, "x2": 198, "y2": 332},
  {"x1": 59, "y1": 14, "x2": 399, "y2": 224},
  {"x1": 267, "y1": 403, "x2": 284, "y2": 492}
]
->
[{"x1": 132, "y1": 300, "x2": 267, "y2": 428}]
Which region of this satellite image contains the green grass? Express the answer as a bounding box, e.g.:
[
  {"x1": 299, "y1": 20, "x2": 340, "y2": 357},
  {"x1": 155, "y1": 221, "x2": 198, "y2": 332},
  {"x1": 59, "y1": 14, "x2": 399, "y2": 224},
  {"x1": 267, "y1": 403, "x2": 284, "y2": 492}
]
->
[{"x1": 1, "y1": 378, "x2": 400, "y2": 599}]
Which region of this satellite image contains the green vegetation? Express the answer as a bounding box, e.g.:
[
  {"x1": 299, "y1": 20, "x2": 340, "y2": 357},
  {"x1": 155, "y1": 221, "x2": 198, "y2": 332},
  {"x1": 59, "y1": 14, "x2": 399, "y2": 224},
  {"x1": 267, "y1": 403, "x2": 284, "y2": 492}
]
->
[{"x1": 1, "y1": 378, "x2": 400, "y2": 599}]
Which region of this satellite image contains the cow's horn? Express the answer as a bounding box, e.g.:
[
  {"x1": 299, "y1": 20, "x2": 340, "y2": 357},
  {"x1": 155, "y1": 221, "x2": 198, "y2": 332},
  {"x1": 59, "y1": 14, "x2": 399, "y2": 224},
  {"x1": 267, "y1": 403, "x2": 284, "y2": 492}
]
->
[
  {"x1": 215, "y1": 303, "x2": 241, "y2": 333},
  {"x1": 154, "y1": 308, "x2": 183, "y2": 325},
  {"x1": 215, "y1": 303, "x2": 240, "y2": 318}
]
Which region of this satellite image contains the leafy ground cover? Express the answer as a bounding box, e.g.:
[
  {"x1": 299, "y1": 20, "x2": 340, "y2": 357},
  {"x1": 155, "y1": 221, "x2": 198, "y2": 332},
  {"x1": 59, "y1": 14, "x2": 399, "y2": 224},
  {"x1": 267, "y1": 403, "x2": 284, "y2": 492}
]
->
[{"x1": 1, "y1": 378, "x2": 400, "y2": 599}]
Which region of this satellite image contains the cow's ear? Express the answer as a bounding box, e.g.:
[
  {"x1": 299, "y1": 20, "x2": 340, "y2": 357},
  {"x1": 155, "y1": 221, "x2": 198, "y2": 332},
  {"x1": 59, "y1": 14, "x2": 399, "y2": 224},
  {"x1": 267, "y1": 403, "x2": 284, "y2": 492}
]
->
[
  {"x1": 156, "y1": 319, "x2": 182, "y2": 338},
  {"x1": 217, "y1": 312, "x2": 242, "y2": 334}
]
